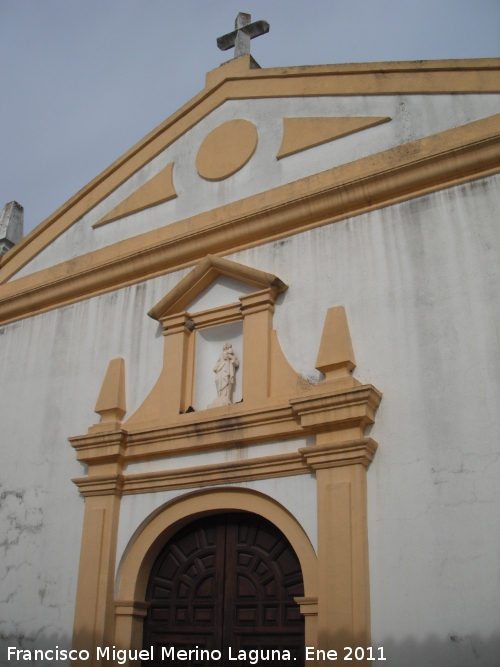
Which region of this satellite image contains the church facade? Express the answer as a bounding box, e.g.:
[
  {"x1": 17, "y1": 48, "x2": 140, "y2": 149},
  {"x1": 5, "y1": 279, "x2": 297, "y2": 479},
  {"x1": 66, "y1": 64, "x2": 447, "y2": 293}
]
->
[{"x1": 1, "y1": 50, "x2": 499, "y2": 666}]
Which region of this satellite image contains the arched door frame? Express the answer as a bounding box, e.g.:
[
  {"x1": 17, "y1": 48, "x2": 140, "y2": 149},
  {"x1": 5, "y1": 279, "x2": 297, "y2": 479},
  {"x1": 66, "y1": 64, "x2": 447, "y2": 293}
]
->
[{"x1": 114, "y1": 487, "x2": 318, "y2": 656}]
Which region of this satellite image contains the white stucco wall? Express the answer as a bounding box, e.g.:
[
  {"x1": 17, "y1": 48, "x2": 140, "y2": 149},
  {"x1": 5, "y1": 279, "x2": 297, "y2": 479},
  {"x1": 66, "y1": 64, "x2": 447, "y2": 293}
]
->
[
  {"x1": 1, "y1": 173, "x2": 499, "y2": 664},
  {"x1": 13, "y1": 94, "x2": 500, "y2": 279},
  {"x1": 228, "y1": 175, "x2": 500, "y2": 665}
]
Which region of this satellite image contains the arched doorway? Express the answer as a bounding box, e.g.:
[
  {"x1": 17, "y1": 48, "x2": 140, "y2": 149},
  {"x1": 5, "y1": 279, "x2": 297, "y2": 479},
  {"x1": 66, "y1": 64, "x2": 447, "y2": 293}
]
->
[{"x1": 143, "y1": 512, "x2": 305, "y2": 665}]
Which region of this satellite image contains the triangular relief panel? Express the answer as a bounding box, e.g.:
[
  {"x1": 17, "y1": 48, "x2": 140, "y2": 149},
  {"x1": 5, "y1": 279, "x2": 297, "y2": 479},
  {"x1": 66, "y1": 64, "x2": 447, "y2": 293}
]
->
[{"x1": 277, "y1": 116, "x2": 391, "y2": 159}]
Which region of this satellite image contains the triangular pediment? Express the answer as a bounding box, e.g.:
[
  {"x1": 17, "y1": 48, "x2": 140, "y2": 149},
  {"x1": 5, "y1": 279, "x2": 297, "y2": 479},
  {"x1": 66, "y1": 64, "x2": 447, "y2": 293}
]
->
[
  {"x1": 148, "y1": 255, "x2": 287, "y2": 321},
  {"x1": 0, "y1": 55, "x2": 498, "y2": 328}
]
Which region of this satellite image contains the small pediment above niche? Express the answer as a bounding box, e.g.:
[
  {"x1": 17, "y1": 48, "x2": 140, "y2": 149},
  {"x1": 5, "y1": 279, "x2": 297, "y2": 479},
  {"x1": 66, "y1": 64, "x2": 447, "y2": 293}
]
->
[{"x1": 148, "y1": 255, "x2": 287, "y2": 322}]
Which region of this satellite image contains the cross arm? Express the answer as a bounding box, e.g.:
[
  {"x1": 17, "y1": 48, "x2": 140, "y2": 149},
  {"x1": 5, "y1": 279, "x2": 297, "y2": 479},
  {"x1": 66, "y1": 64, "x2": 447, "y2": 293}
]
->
[{"x1": 217, "y1": 20, "x2": 270, "y2": 51}]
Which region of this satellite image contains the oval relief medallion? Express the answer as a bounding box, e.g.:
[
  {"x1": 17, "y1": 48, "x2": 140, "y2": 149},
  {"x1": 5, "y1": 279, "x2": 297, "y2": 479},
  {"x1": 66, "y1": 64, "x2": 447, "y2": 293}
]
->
[{"x1": 196, "y1": 119, "x2": 258, "y2": 181}]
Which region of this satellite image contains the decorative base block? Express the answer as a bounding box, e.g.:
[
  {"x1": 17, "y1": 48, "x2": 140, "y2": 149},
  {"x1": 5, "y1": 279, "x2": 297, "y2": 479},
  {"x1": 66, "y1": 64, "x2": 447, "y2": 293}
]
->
[{"x1": 207, "y1": 395, "x2": 232, "y2": 409}]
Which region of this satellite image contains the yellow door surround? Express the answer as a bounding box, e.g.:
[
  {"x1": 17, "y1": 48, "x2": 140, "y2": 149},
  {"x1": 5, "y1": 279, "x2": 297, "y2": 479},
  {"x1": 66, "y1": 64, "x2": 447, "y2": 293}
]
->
[
  {"x1": 114, "y1": 488, "x2": 319, "y2": 660},
  {"x1": 69, "y1": 257, "x2": 382, "y2": 664}
]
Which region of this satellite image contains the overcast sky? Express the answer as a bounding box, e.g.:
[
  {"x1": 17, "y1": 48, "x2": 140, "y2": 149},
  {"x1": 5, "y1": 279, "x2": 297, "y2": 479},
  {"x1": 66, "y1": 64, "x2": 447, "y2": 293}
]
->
[{"x1": 1, "y1": 0, "x2": 499, "y2": 235}]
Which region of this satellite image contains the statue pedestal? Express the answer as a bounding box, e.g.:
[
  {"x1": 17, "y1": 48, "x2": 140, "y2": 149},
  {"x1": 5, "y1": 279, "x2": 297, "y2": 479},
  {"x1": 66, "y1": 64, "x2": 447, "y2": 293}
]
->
[{"x1": 207, "y1": 395, "x2": 232, "y2": 409}]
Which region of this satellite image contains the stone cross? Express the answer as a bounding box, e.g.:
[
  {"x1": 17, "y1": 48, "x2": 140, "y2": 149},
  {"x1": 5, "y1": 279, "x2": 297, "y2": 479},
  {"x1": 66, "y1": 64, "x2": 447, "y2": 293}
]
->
[{"x1": 217, "y1": 12, "x2": 270, "y2": 58}]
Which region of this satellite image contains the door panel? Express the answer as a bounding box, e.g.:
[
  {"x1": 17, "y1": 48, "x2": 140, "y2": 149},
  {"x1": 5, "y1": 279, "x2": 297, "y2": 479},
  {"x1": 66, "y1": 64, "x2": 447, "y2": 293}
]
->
[
  {"x1": 144, "y1": 517, "x2": 226, "y2": 665},
  {"x1": 143, "y1": 512, "x2": 304, "y2": 666}
]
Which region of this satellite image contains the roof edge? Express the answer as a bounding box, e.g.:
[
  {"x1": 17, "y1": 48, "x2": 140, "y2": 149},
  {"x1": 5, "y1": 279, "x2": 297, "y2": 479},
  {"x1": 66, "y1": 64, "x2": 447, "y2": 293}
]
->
[{"x1": 2, "y1": 55, "x2": 500, "y2": 280}]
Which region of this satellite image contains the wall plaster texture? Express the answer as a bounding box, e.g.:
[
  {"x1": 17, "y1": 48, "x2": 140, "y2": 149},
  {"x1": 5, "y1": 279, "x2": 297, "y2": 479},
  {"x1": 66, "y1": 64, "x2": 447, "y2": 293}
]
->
[
  {"x1": 12, "y1": 93, "x2": 500, "y2": 279},
  {"x1": 0, "y1": 174, "x2": 499, "y2": 664}
]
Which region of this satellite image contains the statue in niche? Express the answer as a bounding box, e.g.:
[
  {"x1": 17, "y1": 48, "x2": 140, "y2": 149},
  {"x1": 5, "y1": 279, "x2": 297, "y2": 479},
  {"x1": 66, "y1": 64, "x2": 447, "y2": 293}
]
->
[{"x1": 208, "y1": 343, "x2": 240, "y2": 408}]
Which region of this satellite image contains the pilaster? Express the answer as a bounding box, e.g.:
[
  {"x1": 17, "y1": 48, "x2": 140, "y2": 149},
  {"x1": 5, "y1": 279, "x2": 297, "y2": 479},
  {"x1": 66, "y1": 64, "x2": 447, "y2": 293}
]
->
[
  {"x1": 301, "y1": 437, "x2": 376, "y2": 664},
  {"x1": 159, "y1": 312, "x2": 193, "y2": 417},
  {"x1": 240, "y1": 288, "x2": 277, "y2": 405},
  {"x1": 114, "y1": 601, "x2": 150, "y2": 658},
  {"x1": 70, "y1": 430, "x2": 127, "y2": 667},
  {"x1": 295, "y1": 596, "x2": 319, "y2": 654}
]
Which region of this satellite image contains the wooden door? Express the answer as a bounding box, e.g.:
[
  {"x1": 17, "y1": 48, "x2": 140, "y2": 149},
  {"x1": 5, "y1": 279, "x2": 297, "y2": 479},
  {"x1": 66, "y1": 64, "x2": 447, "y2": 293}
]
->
[{"x1": 143, "y1": 512, "x2": 305, "y2": 666}]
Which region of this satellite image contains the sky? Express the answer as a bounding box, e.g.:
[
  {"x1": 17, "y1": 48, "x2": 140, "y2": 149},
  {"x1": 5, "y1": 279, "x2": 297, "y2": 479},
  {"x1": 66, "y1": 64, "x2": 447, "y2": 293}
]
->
[{"x1": 1, "y1": 0, "x2": 499, "y2": 235}]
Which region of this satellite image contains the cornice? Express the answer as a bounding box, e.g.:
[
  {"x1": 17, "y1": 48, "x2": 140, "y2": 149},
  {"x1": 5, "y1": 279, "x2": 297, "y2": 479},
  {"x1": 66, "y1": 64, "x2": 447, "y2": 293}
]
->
[
  {"x1": 114, "y1": 601, "x2": 150, "y2": 618},
  {"x1": 74, "y1": 438, "x2": 379, "y2": 497},
  {"x1": 70, "y1": 382, "x2": 381, "y2": 464},
  {"x1": 122, "y1": 451, "x2": 308, "y2": 495},
  {"x1": 294, "y1": 596, "x2": 318, "y2": 616},
  {"x1": 299, "y1": 437, "x2": 378, "y2": 469},
  {"x1": 290, "y1": 385, "x2": 382, "y2": 431},
  {"x1": 205, "y1": 58, "x2": 500, "y2": 89},
  {"x1": 1, "y1": 114, "x2": 500, "y2": 325},
  {"x1": 69, "y1": 430, "x2": 127, "y2": 465},
  {"x1": 72, "y1": 473, "x2": 124, "y2": 497},
  {"x1": 123, "y1": 402, "x2": 300, "y2": 460},
  {"x1": 1, "y1": 56, "x2": 499, "y2": 284},
  {"x1": 70, "y1": 375, "x2": 381, "y2": 496}
]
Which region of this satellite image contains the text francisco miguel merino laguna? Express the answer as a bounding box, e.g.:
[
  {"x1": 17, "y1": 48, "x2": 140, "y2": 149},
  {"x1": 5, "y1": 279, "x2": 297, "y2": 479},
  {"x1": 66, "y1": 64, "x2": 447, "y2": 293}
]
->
[{"x1": 7, "y1": 645, "x2": 387, "y2": 662}]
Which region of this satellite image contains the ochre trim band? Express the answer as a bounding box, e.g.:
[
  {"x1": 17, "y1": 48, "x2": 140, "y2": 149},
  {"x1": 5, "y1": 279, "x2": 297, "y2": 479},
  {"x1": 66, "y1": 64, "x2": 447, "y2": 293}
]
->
[
  {"x1": 1, "y1": 57, "x2": 499, "y2": 282},
  {"x1": 1, "y1": 114, "x2": 500, "y2": 325}
]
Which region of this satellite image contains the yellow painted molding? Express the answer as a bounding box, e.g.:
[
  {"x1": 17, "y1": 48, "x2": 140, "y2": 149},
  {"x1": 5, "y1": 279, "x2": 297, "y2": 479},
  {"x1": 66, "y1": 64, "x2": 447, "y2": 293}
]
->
[
  {"x1": 294, "y1": 596, "x2": 319, "y2": 616},
  {"x1": 290, "y1": 385, "x2": 382, "y2": 433},
  {"x1": 196, "y1": 119, "x2": 258, "y2": 181},
  {"x1": 69, "y1": 430, "x2": 127, "y2": 466},
  {"x1": 72, "y1": 507, "x2": 106, "y2": 661},
  {"x1": 114, "y1": 601, "x2": 149, "y2": 618},
  {"x1": 204, "y1": 54, "x2": 262, "y2": 88},
  {"x1": 239, "y1": 287, "x2": 276, "y2": 315},
  {"x1": 316, "y1": 306, "x2": 356, "y2": 379},
  {"x1": 0, "y1": 58, "x2": 499, "y2": 283},
  {"x1": 148, "y1": 254, "x2": 287, "y2": 321},
  {"x1": 204, "y1": 54, "x2": 500, "y2": 89},
  {"x1": 131, "y1": 280, "x2": 296, "y2": 425},
  {"x1": 123, "y1": 403, "x2": 298, "y2": 455},
  {"x1": 183, "y1": 302, "x2": 242, "y2": 330},
  {"x1": 277, "y1": 116, "x2": 391, "y2": 159},
  {"x1": 72, "y1": 497, "x2": 123, "y2": 659},
  {"x1": 120, "y1": 450, "x2": 308, "y2": 495},
  {"x1": 300, "y1": 437, "x2": 378, "y2": 469},
  {"x1": 71, "y1": 438, "x2": 376, "y2": 497},
  {"x1": 93, "y1": 163, "x2": 176, "y2": 228},
  {"x1": 1, "y1": 114, "x2": 500, "y2": 325},
  {"x1": 71, "y1": 383, "x2": 380, "y2": 465},
  {"x1": 72, "y1": 474, "x2": 124, "y2": 497}
]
